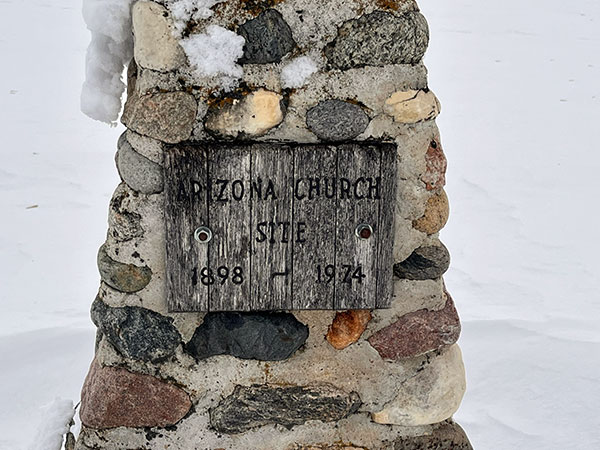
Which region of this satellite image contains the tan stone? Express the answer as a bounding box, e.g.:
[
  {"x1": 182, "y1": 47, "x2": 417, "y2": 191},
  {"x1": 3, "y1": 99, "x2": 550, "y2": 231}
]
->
[
  {"x1": 372, "y1": 344, "x2": 466, "y2": 426},
  {"x1": 384, "y1": 89, "x2": 441, "y2": 124},
  {"x1": 205, "y1": 89, "x2": 284, "y2": 138},
  {"x1": 413, "y1": 190, "x2": 450, "y2": 234},
  {"x1": 326, "y1": 310, "x2": 372, "y2": 350},
  {"x1": 132, "y1": 1, "x2": 185, "y2": 72}
]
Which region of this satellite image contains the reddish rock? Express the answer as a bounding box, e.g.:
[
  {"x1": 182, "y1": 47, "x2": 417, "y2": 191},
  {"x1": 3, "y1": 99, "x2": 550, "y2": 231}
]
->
[
  {"x1": 80, "y1": 361, "x2": 191, "y2": 429},
  {"x1": 326, "y1": 310, "x2": 372, "y2": 350},
  {"x1": 368, "y1": 293, "x2": 460, "y2": 360},
  {"x1": 421, "y1": 139, "x2": 447, "y2": 191}
]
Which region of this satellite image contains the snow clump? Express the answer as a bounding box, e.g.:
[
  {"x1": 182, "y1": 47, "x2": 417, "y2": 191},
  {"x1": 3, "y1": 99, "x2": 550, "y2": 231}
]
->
[
  {"x1": 27, "y1": 398, "x2": 75, "y2": 450},
  {"x1": 81, "y1": 0, "x2": 135, "y2": 124},
  {"x1": 167, "y1": 0, "x2": 226, "y2": 36},
  {"x1": 181, "y1": 25, "x2": 246, "y2": 91},
  {"x1": 281, "y1": 56, "x2": 319, "y2": 89}
]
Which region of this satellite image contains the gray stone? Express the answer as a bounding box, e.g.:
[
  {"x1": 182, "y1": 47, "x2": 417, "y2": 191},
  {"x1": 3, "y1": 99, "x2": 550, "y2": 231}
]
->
[
  {"x1": 185, "y1": 312, "x2": 309, "y2": 361},
  {"x1": 394, "y1": 421, "x2": 473, "y2": 449},
  {"x1": 210, "y1": 384, "x2": 361, "y2": 434},
  {"x1": 394, "y1": 242, "x2": 450, "y2": 280},
  {"x1": 121, "y1": 91, "x2": 197, "y2": 144},
  {"x1": 91, "y1": 297, "x2": 181, "y2": 363},
  {"x1": 97, "y1": 244, "x2": 152, "y2": 293},
  {"x1": 306, "y1": 100, "x2": 370, "y2": 141},
  {"x1": 238, "y1": 9, "x2": 296, "y2": 64},
  {"x1": 108, "y1": 185, "x2": 144, "y2": 242},
  {"x1": 116, "y1": 133, "x2": 164, "y2": 194},
  {"x1": 324, "y1": 11, "x2": 429, "y2": 70}
]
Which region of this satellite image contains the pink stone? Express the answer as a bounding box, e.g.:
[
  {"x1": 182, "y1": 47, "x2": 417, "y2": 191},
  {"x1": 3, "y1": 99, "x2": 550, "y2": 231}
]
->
[
  {"x1": 421, "y1": 139, "x2": 447, "y2": 191},
  {"x1": 80, "y1": 360, "x2": 192, "y2": 429},
  {"x1": 368, "y1": 292, "x2": 461, "y2": 360}
]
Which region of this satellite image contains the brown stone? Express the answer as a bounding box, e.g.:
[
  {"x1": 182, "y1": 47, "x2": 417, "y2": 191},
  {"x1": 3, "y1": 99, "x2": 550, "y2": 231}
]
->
[
  {"x1": 368, "y1": 293, "x2": 461, "y2": 360},
  {"x1": 122, "y1": 91, "x2": 197, "y2": 144},
  {"x1": 326, "y1": 310, "x2": 372, "y2": 350},
  {"x1": 421, "y1": 139, "x2": 447, "y2": 191},
  {"x1": 394, "y1": 421, "x2": 473, "y2": 449},
  {"x1": 80, "y1": 361, "x2": 191, "y2": 429},
  {"x1": 290, "y1": 446, "x2": 367, "y2": 450},
  {"x1": 413, "y1": 190, "x2": 449, "y2": 235}
]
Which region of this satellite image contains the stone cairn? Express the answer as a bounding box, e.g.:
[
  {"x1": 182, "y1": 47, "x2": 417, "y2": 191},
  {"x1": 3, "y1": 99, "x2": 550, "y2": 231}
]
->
[{"x1": 76, "y1": 0, "x2": 472, "y2": 449}]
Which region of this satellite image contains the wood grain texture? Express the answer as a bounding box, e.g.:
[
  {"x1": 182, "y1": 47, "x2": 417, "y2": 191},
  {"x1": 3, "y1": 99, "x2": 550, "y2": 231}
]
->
[{"x1": 165, "y1": 143, "x2": 396, "y2": 312}]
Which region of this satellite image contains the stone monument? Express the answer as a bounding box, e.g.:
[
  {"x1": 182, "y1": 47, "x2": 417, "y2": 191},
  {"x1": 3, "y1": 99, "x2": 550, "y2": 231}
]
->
[{"x1": 76, "y1": 0, "x2": 473, "y2": 448}]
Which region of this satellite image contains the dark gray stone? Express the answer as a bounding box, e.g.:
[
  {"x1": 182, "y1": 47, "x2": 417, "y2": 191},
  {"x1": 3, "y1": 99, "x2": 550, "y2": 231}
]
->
[
  {"x1": 394, "y1": 421, "x2": 473, "y2": 449},
  {"x1": 210, "y1": 384, "x2": 361, "y2": 434},
  {"x1": 97, "y1": 244, "x2": 152, "y2": 293},
  {"x1": 185, "y1": 312, "x2": 308, "y2": 361},
  {"x1": 116, "y1": 133, "x2": 164, "y2": 194},
  {"x1": 306, "y1": 100, "x2": 370, "y2": 141},
  {"x1": 238, "y1": 9, "x2": 296, "y2": 64},
  {"x1": 91, "y1": 297, "x2": 181, "y2": 363},
  {"x1": 109, "y1": 184, "x2": 144, "y2": 242},
  {"x1": 394, "y1": 242, "x2": 450, "y2": 280},
  {"x1": 324, "y1": 11, "x2": 429, "y2": 70}
]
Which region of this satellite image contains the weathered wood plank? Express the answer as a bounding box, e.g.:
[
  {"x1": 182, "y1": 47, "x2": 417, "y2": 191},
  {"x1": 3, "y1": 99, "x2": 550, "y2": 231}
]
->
[
  {"x1": 250, "y1": 144, "x2": 295, "y2": 311},
  {"x1": 334, "y1": 144, "x2": 381, "y2": 310},
  {"x1": 207, "y1": 144, "x2": 252, "y2": 311},
  {"x1": 165, "y1": 145, "x2": 209, "y2": 312},
  {"x1": 375, "y1": 144, "x2": 397, "y2": 308},
  {"x1": 292, "y1": 144, "x2": 338, "y2": 309}
]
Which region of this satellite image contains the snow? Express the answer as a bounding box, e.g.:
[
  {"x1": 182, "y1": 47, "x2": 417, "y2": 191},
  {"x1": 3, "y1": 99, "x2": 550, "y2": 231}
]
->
[
  {"x1": 281, "y1": 56, "x2": 318, "y2": 89},
  {"x1": 1, "y1": 0, "x2": 599, "y2": 449},
  {"x1": 167, "y1": 0, "x2": 225, "y2": 36},
  {"x1": 81, "y1": 0, "x2": 135, "y2": 124},
  {"x1": 180, "y1": 25, "x2": 245, "y2": 90},
  {"x1": 27, "y1": 399, "x2": 75, "y2": 450}
]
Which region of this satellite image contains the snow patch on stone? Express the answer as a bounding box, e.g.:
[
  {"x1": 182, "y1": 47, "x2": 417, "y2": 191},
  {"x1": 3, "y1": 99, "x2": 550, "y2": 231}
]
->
[
  {"x1": 281, "y1": 56, "x2": 318, "y2": 89},
  {"x1": 81, "y1": 0, "x2": 135, "y2": 124},
  {"x1": 167, "y1": 0, "x2": 225, "y2": 36},
  {"x1": 27, "y1": 398, "x2": 75, "y2": 450},
  {"x1": 181, "y1": 25, "x2": 245, "y2": 90}
]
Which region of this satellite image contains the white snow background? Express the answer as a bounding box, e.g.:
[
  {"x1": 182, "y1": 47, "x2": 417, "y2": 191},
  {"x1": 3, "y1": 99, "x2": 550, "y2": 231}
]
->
[{"x1": 0, "y1": 0, "x2": 599, "y2": 448}]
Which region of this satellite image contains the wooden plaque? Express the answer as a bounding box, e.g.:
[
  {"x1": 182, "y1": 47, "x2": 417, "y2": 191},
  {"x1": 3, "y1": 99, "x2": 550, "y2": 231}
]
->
[{"x1": 164, "y1": 143, "x2": 396, "y2": 312}]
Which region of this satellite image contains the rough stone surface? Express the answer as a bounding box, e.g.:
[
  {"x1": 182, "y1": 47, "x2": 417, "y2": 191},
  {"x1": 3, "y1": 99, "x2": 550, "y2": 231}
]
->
[
  {"x1": 91, "y1": 297, "x2": 181, "y2": 363},
  {"x1": 324, "y1": 11, "x2": 429, "y2": 70},
  {"x1": 185, "y1": 312, "x2": 309, "y2": 361},
  {"x1": 372, "y1": 345, "x2": 466, "y2": 426},
  {"x1": 210, "y1": 384, "x2": 361, "y2": 434},
  {"x1": 290, "y1": 446, "x2": 366, "y2": 450},
  {"x1": 205, "y1": 89, "x2": 285, "y2": 138},
  {"x1": 122, "y1": 91, "x2": 197, "y2": 144},
  {"x1": 80, "y1": 361, "x2": 191, "y2": 429},
  {"x1": 238, "y1": 9, "x2": 296, "y2": 64},
  {"x1": 116, "y1": 133, "x2": 163, "y2": 194},
  {"x1": 368, "y1": 294, "x2": 461, "y2": 360},
  {"x1": 306, "y1": 100, "x2": 370, "y2": 141},
  {"x1": 97, "y1": 244, "x2": 152, "y2": 293},
  {"x1": 384, "y1": 90, "x2": 441, "y2": 124},
  {"x1": 413, "y1": 190, "x2": 449, "y2": 235},
  {"x1": 394, "y1": 421, "x2": 473, "y2": 449},
  {"x1": 326, "y1": 310, "x2": 372, "y2": 350},
  {"x1": 394, "y1": 243, "x2": 450, "y2": 281},
  {"x1": 421, "y1": 139, "x2": 447, "y2": 191},
  {"x1": 132, "y1": 1, "x2": 185, "y2": 71},
  {"x1": 108, "y1": 184, "x2": 144, "y2": 242}
]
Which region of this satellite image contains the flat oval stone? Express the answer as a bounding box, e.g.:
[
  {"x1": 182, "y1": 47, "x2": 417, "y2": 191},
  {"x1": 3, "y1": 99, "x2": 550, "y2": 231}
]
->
[
  {"x1": 413, "y1": 190, "x2": 450, "y2": 235},
  {"x1": 97, "y1": 244, "x2": 152, "y2": 293},
  {"x1": 394, "y1": 242, "x2": 450, "y2": 280},
  {"x1": 210, "y1": 384, "x2": 361, "y2": 434},
  {"x1": 325, "y1": 11, "x2": 429, "y2": 70},
  {"x1": 394, "y1": 421, "x2": 473, "y2": 449},
  {"x1": 80, "y1": 361, "x2": 191, "y2": 429},
  {"x1": 185, "y1": 312, "x2": 309, "y2": 361},
  {"x1": 116, "y1": 133, "x2": 164, "y2": 194},
  {"x1": 91, "y1": 297, "x2": 181, "y2": 363},
  {"x1": 306, "y1": 100, "x2": 370, "y2": 141},
  {"x1": 238, "y1": 9, "x2": 296, "y2": 64}
]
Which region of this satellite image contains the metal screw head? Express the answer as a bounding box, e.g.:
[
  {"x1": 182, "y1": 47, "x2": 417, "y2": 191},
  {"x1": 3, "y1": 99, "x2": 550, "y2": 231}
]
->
[
  {"x1": 194, "y1": 226, "x2": 213, "y2": 243},
  {"x1": 356, "y1": 224, "x2": 373, "y2": 240}
]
